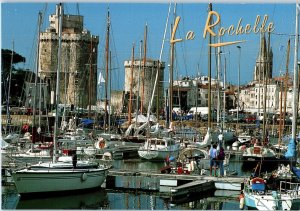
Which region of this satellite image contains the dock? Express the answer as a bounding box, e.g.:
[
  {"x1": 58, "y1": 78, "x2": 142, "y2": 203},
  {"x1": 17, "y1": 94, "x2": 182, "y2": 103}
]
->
[{"x1": 106, "y1": 169, "x2": 245, "y2": 197}]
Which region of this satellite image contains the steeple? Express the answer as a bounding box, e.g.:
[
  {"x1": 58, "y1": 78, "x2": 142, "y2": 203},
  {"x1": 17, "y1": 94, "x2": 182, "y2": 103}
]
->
[{"x1": 253, "y1": 33, "x2": 273, "y2": 81}]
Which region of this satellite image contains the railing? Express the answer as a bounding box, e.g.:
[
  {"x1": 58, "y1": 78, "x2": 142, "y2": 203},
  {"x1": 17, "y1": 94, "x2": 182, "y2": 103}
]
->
[{"x1": 279, "y1": 180, "x2": 300, "y2": 196}]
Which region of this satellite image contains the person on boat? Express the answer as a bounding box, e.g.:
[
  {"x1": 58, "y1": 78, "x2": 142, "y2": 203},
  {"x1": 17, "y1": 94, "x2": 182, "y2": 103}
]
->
[
  {"x1": 165, "y1": 155, "x2": 170, "y2": 166},
  {"x1": 266, "y1": 171, "x2": 278, "y2": 190},
  {"x1": 209, "y1": 144, "x2": 217, "y2": 176},
  {"x1": 72, "y1": 153, "x2": 77, "y2": 168},
  {"x1": 217, "y1": 147, "x2": 225, "y2": 177}
]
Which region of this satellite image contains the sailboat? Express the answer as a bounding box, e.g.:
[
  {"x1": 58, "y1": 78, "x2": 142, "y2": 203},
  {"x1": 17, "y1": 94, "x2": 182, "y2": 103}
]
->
[
  {"x1": 11, "y1": 4, "x2": 109, "y2": 196},
  {"x1": 243, "y1": 4, "x2": 300, "y2": 210},
  {"x1": 193, "y1": 3, "x2": 235, "y2": 149},
  {"x1": 137, "y1": 4, "x2": 182, "y2": 161},
  {"x1": 241, "y1": 32, "x2": 278, "y2": 167}
]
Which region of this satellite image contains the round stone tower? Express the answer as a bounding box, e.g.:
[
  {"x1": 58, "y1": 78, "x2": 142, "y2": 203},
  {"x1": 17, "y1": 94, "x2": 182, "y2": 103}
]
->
[
  {"x1": 124, "y1": 59, "x2": 165, "y2": 114},
  {"x1": 39, "y1": 4, "x2": 98, "y2": 109}
]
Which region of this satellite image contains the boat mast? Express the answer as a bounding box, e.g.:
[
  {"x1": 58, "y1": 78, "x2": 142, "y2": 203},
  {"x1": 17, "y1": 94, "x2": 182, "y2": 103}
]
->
[
  {"x1": 53, "y1": 3, "x2": 63, "y2": 162},
  {"x1": 169, "y1": 27, "x2": 175, "y2": 127},
  {"x1": 5, "y1": 42, "x2": 14, "y2": 135},
  {"x1": 168, "y1": 3, "x2": 177, "y2": 128},
  {"x1": 257, "y1": 33, "x2": 262, "y2": 132},
  {"x1": 282, "y1": 39, "x2": 290, "y2": 137},
  {"x1": 141, "y1": 23, "x2": 147, "y2": 114},
  {"x1": 291, "y1": 3, "x2": 299, "y2": 141},
  {"x1": 88, "y1": 36, "x2": 93, "y2": 119},
  {"x1": 104, "y1": 9, "x2": 110, "y2": 132},
  {"x1": 34, "y1": 12, "x2": 42, "y2": 134},
  {"x1": 150, "y1": 2, "x2": 171, "y2": 123},
  {"x1": 278, "y1": 39, "x2": 290, "y2": 144},
  {"x1": 128, "y1": 44, "x2": 135, "y2": 125},
  {"x1": 262, "y1": 32, "x2": 270, "y2": 143},
  {"x1": 217, "y1": 41, "x2": 221, "y2": 128},
  {"x1": 135, "y1": 41, "x2": 143, "y2": 123},
  {"x1": 207, "y1": 3, "x2": 212, "y2": 130},
  {"x1": 109, "y1": 50, "x2": 112, "y2": 133},
  {"x1": 222, "y1": 58, "x2": 227, "y2": 132},
  {"x1": 32, "y1": 12, "x2": 43, "y2": 141}
]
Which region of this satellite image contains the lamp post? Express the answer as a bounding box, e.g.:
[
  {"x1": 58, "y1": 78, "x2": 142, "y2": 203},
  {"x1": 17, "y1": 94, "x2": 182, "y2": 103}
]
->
[{"x1": 237, "y1": 46, "x2": 241, "y2": 129}]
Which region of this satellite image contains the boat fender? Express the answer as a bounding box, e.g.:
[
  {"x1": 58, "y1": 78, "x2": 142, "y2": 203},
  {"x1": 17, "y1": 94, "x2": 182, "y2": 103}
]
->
[
  {"x1": 81, "y1": 173, "x2": 87, "y2": 181},
  {"x1": 239, "y1": 193, "x2": 244, "y2": 209},
  {"x1": 190, "y1": 161, "x2": 195, "y2": 172}
]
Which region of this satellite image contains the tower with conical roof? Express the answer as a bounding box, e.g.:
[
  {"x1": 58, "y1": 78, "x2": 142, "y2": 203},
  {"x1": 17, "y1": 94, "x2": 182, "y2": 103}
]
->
[{"x1": 253, "y1": 33, "x2": 273, "y2": 81}]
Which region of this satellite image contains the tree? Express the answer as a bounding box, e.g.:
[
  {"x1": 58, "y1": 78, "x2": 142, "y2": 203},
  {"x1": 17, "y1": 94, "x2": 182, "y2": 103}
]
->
[
  {"x1": 1, "y1": 49, "x2": 26, "y2": 77},
  {"x1": 1, "y1": 49, "x2": 27, "y2": 105}
]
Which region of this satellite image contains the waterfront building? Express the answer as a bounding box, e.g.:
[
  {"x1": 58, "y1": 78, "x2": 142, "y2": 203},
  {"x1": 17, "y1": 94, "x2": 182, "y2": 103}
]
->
[
  {"x1": 239, "y1": 81, "x2": 280, "y2": 113},
  {"x1": 39, "y1": 5, "x2": 99, "y2": 109},
  {"x1": 172, "y1": 76, "x2": 235, "y2": 112},
  {"x1": 238, "y1": 76, "x2": 300, "y2": 115}
]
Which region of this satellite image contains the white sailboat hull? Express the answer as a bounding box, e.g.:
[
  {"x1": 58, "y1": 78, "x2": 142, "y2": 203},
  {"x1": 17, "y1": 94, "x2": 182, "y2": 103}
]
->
[
  {"x1": 242, "y1": 146, "x2": 277, "y2": 162},
  {"x1": 138, "y1": 138, "x2": 181, "y2": 161},
  {"x1": 138, "y1": 148, "x2": 180, "y2": 160},
  {"x1": 12, "y1": 162, "x2": 109, "y2": 195},
  {"x1": 244, "y1": 190, "x2": 300, "y2": 210}
]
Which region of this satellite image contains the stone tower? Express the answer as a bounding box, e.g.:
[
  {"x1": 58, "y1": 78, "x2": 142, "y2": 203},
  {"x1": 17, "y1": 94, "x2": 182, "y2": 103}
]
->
[
  {"x1": 253, "y1": 33, "x2": 273, "y2": 81},
  {"x1": 39, "y1": 5, "x2": 98, "y2": 109},
  {"x1": 124, "y1": 59, "x2": 165, "y2": 114}
]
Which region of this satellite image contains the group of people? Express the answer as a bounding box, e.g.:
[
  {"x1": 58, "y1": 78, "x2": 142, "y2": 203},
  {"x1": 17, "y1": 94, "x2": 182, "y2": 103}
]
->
[{"x1": 209, "y1": 144, "x2": 225, "y2": 177}]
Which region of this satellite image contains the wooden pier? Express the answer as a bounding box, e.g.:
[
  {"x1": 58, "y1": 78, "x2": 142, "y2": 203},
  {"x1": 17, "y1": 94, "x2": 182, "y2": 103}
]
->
[{"x1": 106, "y1": 169, "x2": 245, "y2": 196}]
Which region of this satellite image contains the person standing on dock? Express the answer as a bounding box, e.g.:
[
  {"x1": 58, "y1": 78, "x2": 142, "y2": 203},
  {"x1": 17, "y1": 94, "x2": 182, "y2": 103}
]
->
[
  {"x1": 217, "y1": 147, "x2": 225, "y2": 177},
  {"x1": 72, "y1": 153, "x2": 77, "y2": 169},
  {"x1": 209, "y1": 144, "x2": 217, "y2": 176}
]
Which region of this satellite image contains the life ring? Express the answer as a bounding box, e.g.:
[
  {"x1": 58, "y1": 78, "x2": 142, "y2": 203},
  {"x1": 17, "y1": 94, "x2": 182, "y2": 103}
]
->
[
  {"x1": 22, "y1": 124, "x2": 29, "y2": 132},
  {"x1": 81, "y1": 173, "x2": 87, "y2": 181},
  {"x1": 251, "y1": 177, "x2": 265, "y2": 184}
]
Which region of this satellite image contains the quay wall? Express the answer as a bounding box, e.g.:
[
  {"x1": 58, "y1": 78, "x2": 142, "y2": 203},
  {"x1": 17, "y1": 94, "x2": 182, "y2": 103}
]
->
[{"x1": 1, "y1": 115, "x2": 294, "y2": 134}]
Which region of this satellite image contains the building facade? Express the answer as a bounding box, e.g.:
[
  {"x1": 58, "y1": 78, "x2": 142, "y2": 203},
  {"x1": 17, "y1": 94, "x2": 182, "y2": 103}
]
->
[{"x1": 172, "y1": 76, "x2": 234, "y2": 112}]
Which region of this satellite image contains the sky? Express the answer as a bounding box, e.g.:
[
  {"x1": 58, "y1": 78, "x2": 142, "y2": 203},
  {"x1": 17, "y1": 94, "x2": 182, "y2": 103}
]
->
[{"x1": 1, "y1": 1, "x2": 299, "y2": 92}]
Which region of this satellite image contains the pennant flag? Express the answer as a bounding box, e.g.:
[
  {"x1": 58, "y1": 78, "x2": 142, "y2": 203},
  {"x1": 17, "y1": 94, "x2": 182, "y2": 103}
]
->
[{"x1": 98, "y1": 72, "x2": 105, "y2": 84}]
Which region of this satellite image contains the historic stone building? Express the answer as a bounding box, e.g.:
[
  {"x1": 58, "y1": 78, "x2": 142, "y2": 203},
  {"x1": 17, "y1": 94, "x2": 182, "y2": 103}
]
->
[
  {"x1": 253, "y1": 33, "x2": 273, "y2": 81},
  {"x1": 123, "y1": 59, "x2": 165, "y2": 114},
  {"x1": 39, "y1": 5, "x2": 98, "y2": 109}
]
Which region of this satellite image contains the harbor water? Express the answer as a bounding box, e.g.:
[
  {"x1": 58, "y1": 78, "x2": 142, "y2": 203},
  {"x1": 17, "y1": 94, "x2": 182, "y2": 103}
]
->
[{"x1": 2, "y1": 157, "x2": 254, "y2": 210}]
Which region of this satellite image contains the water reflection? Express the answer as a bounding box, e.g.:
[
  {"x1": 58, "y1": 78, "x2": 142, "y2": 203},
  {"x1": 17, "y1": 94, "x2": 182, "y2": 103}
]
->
[
  {"x1": 114, "y1": 159, "x2": 165, "y2": 172},
  {"x1": 13, "y1": 187, "x2": 242, "y2": 210},
  {"x1": 106, "y1": 191, "x2": 241, "y2": 210},
  {"x1": 17, "y1": 189, "x2": 109, "y2": 209}
]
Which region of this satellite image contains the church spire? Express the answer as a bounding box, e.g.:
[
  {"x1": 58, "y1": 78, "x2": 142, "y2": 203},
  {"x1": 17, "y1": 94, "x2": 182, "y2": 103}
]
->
[{"x1": 254, "y1": 33, "x2": 273, "y2": 81}]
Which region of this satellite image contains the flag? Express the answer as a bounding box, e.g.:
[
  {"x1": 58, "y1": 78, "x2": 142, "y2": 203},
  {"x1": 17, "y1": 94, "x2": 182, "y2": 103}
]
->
[{"x1": 98, "y1": 72, "x2": 105, "y2": 85}]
